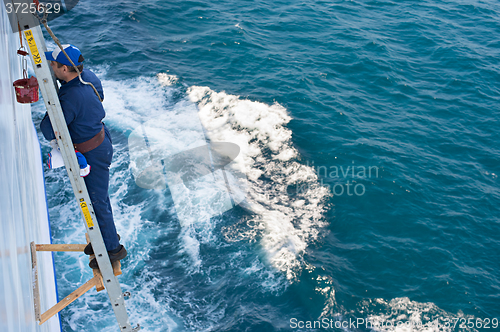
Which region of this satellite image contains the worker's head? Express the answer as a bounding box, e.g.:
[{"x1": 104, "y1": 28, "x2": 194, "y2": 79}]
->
[{"x1": 45, "y1": 44, "x2": 84, "y2": 81}]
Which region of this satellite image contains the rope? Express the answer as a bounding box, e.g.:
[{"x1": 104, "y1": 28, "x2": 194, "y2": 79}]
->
[{"x1": 32, "y1": 6, "x2": 103, "y2": 103}]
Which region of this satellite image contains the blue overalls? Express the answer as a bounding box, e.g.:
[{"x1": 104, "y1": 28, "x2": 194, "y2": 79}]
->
[{"x1": 40, "y1": 69, "x2": 120, "y2": 252}]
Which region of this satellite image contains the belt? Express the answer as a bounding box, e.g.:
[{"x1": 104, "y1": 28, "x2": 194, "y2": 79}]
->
[{"x1": 74, "y1": 125, "x2": 105, "y2": 153}]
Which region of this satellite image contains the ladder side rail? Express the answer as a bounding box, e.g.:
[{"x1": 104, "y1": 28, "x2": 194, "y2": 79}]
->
[{"x1": 15, "y1": 6, "x2": 136, "y2": 331}]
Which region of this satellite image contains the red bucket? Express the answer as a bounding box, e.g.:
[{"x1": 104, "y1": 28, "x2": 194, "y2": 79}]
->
[{"x1": 13, "y1": 76, "x2": 39, "y2": 104}]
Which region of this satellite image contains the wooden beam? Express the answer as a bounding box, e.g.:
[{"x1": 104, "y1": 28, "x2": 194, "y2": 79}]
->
[
  {"x1": 94, "y1": 261, "x2": 122, "y2": 293},
  {"x1": 93, "y1": 270, "x2": 105, "y2": 292},
  {"x1": 35, "y1": 244, "x2": 86, "y2": 252},
  {"x1": 86, "y1": 233, "x2": 105, "y2": 292},
  {"x1": 30, "y1": 242, "x2": 41, "y2": 322},
  {"x1": 112, "y1": 260, "x2": 122, "y2": 276},
  {"x1": 39, "y1": 275, "x2": 100, "y2": 325},
  {"x1": 85, "y1": 233, "x2": 122, "y2": 291}
]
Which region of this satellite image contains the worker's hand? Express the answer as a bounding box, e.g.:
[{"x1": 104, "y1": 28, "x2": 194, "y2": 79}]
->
[
  {"x1": 50, "y1": 139, "x2": 59, "y2": 150},
  {"x1": 48, "y1": 140, "x2": 64, "y2": 169},
  {"x1": 75, "y1": 151, "x2": 91, "y2": 177}
]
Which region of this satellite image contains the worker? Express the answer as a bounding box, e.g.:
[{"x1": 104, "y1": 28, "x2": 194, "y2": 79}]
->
[{"x1": 40, "y1": 44, "x2": 126, "y2": 269}]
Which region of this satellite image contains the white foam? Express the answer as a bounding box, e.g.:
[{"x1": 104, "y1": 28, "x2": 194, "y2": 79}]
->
[
  {"x1": 189, "y1": 86, "x2": 331, "y2": 280},
  {"x1": 100, "y1": 77, "x2": 165, "y2": 131},
  {"x1": 103, "y1": 74, "x2": 331, "y2": 280},
  {"x1": 157, "y1": 72, "x2": 179, "y2": 86},
  {"x1": 361, "y1": 297, "x2": 477, "y2": 332}
]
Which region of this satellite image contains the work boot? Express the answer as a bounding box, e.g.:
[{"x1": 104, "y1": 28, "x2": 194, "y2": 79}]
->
[
  {"x1": 89, "y1": 245, "x2": 127, "y2": 270},
  {"x1": 84, "y1": 234, "x2": 120, "y2": 255}
]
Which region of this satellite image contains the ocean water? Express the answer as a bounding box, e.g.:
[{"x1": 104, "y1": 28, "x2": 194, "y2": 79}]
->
[{"x1": 30, "y1": 0, "x2": 500, "y2": 331}]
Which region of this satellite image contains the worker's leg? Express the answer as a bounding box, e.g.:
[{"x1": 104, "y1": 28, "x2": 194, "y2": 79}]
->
[{"x1": 83, "y1": 130, "x2": 120, "y2": 252}]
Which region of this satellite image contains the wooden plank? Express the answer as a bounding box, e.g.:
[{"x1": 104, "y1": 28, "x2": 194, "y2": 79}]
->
[
  {"x1": 94, "y1": 270, "x2": 105, "y2": 292},
  {"x1": 113, "y1": 260, "x2": 122, "y2": 276},
  {"x1": 94, "y1": 261, "x2": 121, "y2": 292},
  {"x1": 30, "y1": 242, "x2": 41, "y2": 322},
  {"x1": 86, "y1": 233, "x2": 122, "y2": 291},
  {"x1": 39, "y1": 276, "x2": 99, "y2": 325},
  {"x1": 35, "y1": 244, "x2": 86, "y2": 252},
  {"x1": 86, "y1": 233, "x2": 104, "y2": 292}
]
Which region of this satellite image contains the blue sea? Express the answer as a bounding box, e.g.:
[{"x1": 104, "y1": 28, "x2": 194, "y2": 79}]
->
[{"x1": 31, "y1": 0, "x2": 500, "y2": 331}]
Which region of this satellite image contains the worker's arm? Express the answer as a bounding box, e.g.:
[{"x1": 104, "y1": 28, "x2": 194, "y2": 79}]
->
[
  {"x1": 40, "y1": 96, "x2": 77, "y2": 141},
  {"x1": 86, "y1": 69, "x2": 104, "y2": 101},
  {"x1": 40, "y1": 113, "x2": 56, "y2": 140}
]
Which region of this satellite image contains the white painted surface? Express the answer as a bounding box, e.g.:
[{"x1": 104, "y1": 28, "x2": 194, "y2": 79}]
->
[{"x1": 0, "y1": 5, "x2": 61, "y2": 332}]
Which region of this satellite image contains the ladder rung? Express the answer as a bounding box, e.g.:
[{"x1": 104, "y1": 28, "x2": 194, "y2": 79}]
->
[{"x1": 36, "y1": 244, "x2": 87, "y2": 252}]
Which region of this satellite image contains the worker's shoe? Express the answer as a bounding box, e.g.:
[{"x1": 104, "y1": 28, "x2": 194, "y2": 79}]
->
[
  {"x1": 84, "y1": 234, "x2": 120, "y2": 255},
  {"x1": 89, "y1": 245, "x2": 127, "y2": 270}
]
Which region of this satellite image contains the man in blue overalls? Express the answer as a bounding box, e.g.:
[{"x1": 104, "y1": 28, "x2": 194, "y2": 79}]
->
[{"x1": 40, "y1": 44, "x2": 126, "y2": 269}]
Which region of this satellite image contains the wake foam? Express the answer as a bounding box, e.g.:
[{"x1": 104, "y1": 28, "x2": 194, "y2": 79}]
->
[
  {"x1": 367, "y1": 297, "x2": 479, "y2": 332},
  {"x1": 188, "y1": 86, "x2": 331, "y2": 279},
  {"x1": 157, "y1": 72, "x2": 179, "y2": 86},
  {"x1": 101, "y1": 71, "x2": 331, "y2": 279},
  {"x1": 101, "y1": 72, "x2": 331, "y2": 279}
]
